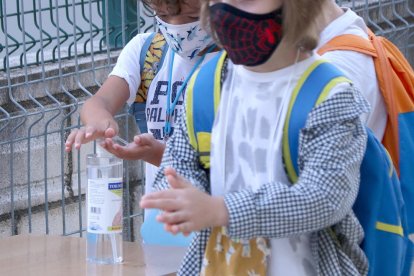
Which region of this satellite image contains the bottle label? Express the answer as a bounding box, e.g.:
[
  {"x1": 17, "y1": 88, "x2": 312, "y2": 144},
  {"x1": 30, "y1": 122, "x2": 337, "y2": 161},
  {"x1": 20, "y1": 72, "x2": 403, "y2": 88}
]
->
[{"x1": 87, "y1": 178, "x2": 123, "y2": 234}]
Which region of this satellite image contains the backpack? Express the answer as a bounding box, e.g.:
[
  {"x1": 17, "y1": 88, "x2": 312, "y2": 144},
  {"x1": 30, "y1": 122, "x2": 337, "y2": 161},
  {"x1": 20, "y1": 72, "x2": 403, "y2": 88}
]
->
[
  {"x1": 186, "y1": 51, "x2": 413, "y2": 275},
  {"x1": 129, "y1": 32, "x2": 168, "y2": 134},
  {"x1": 318, "y1": 30, "x2": 414, "y2": 235}
]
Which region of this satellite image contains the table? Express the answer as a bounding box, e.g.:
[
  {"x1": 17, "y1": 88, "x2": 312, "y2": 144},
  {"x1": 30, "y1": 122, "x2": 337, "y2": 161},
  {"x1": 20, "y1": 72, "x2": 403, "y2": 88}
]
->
[{"x1": 0, "y1": 234, "x2": 177, "y2": 276}]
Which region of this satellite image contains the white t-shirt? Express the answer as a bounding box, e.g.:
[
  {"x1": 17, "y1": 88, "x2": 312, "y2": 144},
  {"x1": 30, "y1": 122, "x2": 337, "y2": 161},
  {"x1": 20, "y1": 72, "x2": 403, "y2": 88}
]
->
[
  {"x1": 318, "y1": 8, "x2": 387, "y2": 140},
  {"x1": 110, "y1": 33, "x2": 218, "y2": 196},
  {"x1": 210, "y1": 10, "x2": 386, "y2": 276},
  {"x1": 211, "y1": 54, "x2": 349, "y2": 276}
]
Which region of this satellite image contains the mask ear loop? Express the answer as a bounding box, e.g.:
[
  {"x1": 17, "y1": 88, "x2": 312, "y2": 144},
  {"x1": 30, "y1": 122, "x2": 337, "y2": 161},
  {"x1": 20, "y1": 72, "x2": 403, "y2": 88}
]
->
[
  {"x1": 283, "y1": 47, "x2": 302, "y2": 97},
  {"x1": 270, "y1": 46, "x2": 304, "y2": 180}
]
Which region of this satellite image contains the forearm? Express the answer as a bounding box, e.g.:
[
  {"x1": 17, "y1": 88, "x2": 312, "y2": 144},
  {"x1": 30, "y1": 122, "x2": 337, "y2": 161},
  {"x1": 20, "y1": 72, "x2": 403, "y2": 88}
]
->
[
  {"x1": 224, "y1": 168, "x2": 361, "y2": 239},
  {"x1": 81, "y1": 96, "x2": 115, "y2": 125},
  {"x1": 81, "y1": 76, "x2": 130, "y2": 125}
]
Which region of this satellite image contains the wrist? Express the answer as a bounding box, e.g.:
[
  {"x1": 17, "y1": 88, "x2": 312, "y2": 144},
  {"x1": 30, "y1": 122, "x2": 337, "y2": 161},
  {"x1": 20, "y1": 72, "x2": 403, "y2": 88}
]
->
[
  {"x1": 212, "y1": 196, "x2": 229, "y2": 227},
  {"x1": 145, "y1": 140, "x2": 165, "y2": 166},
  {"x1": 153, "y1": 141, "x2": 166, "y2": 166}
]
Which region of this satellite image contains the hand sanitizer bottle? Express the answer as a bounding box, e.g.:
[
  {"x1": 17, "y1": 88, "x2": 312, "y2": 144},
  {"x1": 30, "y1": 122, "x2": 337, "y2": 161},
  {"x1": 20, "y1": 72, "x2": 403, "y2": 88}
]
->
[{"x1": 86, "y1": 142, "x2": 123, "y2": 264}]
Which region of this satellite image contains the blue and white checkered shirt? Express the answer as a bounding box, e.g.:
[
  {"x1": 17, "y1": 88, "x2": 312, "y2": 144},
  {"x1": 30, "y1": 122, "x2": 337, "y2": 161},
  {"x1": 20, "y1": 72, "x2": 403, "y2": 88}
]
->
[{"x1": 153, "y1": 86, "x2": 370, "y2": 276}]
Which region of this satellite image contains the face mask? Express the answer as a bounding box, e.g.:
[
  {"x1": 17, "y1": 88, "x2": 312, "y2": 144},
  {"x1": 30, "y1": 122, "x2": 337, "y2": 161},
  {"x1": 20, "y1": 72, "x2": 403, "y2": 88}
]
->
[
  {"x1": 209, "y1": 3, "x2": 283, "y2": 66},
  {"x1": 156, "y1": 16, "x2": 214, "y2": 60}
]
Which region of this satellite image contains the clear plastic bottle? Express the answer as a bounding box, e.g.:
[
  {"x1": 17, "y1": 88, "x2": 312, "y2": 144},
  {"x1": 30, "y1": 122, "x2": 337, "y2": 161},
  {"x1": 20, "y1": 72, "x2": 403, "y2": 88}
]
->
[{"x1": 86, "y1": 143, "x2": 123, "y2": 264}]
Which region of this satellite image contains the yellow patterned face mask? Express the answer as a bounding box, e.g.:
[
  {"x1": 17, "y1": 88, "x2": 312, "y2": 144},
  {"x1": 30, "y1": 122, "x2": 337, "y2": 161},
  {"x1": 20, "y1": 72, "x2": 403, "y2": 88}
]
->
[{"x1": 200, "y1": 227, "x2": 270, "y2": 276}]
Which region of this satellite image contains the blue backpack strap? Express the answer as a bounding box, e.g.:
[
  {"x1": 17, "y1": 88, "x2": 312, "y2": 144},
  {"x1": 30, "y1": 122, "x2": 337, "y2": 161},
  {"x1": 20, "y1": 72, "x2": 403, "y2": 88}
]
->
[
  {"x1": 285, "y1": 60, "x2": 413, "y2": 275},
  {"x1": 139, "y1": 32, "x2": 169, "y2": 75},
  {"x1": 283, "y1": 60, "x2": 350, "y2": 183},
  {"x1": 186, "y1": 51, "x2": 227, "y2": 169},
  {"x1": 139, "y1": 32, "x2": 157, "y2": 71},
  {"x1": 130, "y1": 32, "x2": 168, "y2": 134}
]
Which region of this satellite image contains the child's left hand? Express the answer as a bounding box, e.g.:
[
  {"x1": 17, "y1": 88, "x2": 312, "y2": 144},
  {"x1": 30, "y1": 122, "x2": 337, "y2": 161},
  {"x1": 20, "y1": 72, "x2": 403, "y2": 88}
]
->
[
  {"x1": 99, "y1": 134, "x2": 165, "y2": 166},
  {"x1": 140, "y1": 167, "x2": 229, "y2": 235}
]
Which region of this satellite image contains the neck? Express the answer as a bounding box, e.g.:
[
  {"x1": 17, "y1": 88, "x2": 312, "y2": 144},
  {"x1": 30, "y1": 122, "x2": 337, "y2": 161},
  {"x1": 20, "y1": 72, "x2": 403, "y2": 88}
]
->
[
  {"x1": 244, "y1": 39, "x2": 311, "y2": 73},
  {"x1": 318, "y1": 2, "x2": 344, "y2": 32}
]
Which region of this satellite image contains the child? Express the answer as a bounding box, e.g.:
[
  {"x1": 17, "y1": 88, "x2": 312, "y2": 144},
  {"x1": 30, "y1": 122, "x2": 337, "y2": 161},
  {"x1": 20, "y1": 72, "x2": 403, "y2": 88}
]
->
[
  {"x1": 141, "y1": 0, "x2": 370, "y2": 275},
  {"x1": 65, "y1": 0, "x2": 219, "y2": 272},
  {"x1": 64, "y1": 0, "x2": 218, "y2": 194}
]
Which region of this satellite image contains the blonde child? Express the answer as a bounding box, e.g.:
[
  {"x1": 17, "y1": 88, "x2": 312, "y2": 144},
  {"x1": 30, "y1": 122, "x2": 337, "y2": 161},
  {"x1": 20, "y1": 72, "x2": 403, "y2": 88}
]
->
[{"x1": 141, "y1": 0, "x2": 370, "y2": 275}]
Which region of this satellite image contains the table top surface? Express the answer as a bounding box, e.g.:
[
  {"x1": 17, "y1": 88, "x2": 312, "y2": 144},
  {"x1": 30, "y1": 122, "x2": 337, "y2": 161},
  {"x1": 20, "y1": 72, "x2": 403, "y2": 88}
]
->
[{"x1": 0, "y1": 234, "x2": 175, "y2": 276}]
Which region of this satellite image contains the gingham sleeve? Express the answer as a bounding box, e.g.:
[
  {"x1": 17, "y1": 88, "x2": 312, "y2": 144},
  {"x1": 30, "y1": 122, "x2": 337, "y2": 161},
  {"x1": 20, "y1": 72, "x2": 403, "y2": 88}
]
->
[
  {"x1": 152, "y1": 108, "x2": 210, "y2": 193},
  {"x1": 224, "y1": 86, "x2": 370, "y2": 240}
]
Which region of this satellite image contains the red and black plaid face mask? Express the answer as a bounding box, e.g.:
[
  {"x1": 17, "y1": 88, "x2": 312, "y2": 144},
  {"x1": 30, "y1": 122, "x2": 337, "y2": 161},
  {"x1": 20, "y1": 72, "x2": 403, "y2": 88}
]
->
[{"x1": 209, "y1": 3, "x2": 283, "y2": 66}]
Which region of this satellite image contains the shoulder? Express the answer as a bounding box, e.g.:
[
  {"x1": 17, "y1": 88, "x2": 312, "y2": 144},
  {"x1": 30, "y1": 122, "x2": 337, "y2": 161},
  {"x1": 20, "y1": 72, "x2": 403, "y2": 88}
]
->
[
  {"x1": 308, "y1": 83, "x2": 370, "y2": 127},
  {"x1": 119, "y1": 32, "x2": 155, "y2": 55},
  {"x1": 317, "y1": 8, "x2": 375, "y2": 77},
  {"x1": 321, "y1": 50, "x2": 376, "y2": 82},
  {"x1": 319, "y1": 8, "x2": 368, "y2": 46},
  {"x1": 115, "y1": 32, "x2": 158, "y2": 65}
]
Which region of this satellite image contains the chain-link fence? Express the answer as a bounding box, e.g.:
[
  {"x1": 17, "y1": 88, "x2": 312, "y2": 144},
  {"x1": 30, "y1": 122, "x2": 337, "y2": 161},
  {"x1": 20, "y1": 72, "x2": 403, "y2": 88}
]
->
[
  {"x1": 340, "y1": 0, "x2": 414, "y2": 64},
  {"x1": 0, "y1": 0, "x2": 155, "y2": 240},
  {"x1": 0, "y1": 0, "x2": 413, "y2": 241}
]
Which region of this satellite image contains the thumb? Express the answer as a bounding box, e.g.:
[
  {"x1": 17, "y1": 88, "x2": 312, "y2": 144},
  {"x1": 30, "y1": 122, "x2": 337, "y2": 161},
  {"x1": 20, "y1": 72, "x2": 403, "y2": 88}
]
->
[
  {"x1": 134, "y1": 133, "x2": 153, "y2": 146},
  {"x1": 165, "y1": 167, "x2": 191, "y2": 189},
  {"x1": 104, "y1": 120, "x2": 118, "y2": 138}
]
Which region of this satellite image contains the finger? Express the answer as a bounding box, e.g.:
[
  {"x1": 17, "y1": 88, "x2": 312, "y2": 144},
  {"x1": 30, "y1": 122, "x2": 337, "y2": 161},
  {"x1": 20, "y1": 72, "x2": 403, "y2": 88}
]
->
[
  {"x1": 140, "y1": 198, "x2": 180, "y2": 212},
  {"x1": 164, "y1": 167, "x2": 177, "y2": 177},
  {"x1": 65, "y1": 130, "x2": 78, "y2": 151},
  {"x1": 164, "y1": 224, "x2": 177, "y2": 235},
  {"x1": 84, "y1": 126, "x2": 97, "y2": 139},
  {"x1": 171, "y1": 222, "x2": 194, "y2": 235},
  {"x1": 104, "y1": 138, "x2": 115, "y2": 149},
  {"x1": 99, "y1": 140, "x2": 109, "y2": 151},
  {"x1": 134, "y1": 133, "x2": 153, "y2": 146},
  {"x1": 108, "y1": 137, "x2": 128, "y2": 151},
  {"x1": 111, "y1": 145, "x2": 135, "y2": 160},
  {"x1": 133, "y1": 134, "x2": 144, "y2": 146},
  {"x1": 141, "y1": 189, "x2": 178, "y2": 201},
  {"x1": 157, "y1": 210, "x2": 186, "y2": 225},
  {"x1": 73, "y1": 129, "x2": 87, "y2": 150},
  {"x1": 164, "y1": 223, "x2": 191, "y2": 237},
  {"x1": 104, "y1": 121, "x2": 118, "y2": 138},
  {"x1": 104, "y1": 141, "x2": 133, "y2": 160},
  {"x1": 104, "y1": 127, "x2": 117, "y2": 138},
  {"x1": 101, "y1": 139, "x2": 120, "y2": 156},
  {"x1": 165, "y1": 168, "x2": 191, "y2": 189}
]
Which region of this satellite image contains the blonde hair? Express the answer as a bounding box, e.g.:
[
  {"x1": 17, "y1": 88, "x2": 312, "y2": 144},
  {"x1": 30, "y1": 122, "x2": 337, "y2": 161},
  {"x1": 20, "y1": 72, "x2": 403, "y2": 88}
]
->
[{"x1": 200, "y1": 0, "x2": 327, "y2": 51}]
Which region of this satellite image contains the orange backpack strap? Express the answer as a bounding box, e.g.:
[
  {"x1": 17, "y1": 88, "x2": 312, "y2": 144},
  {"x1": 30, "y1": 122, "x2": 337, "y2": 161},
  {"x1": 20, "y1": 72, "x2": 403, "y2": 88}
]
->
[
  {"x1": 317, "y1": 33, "x2": 377, "y2": 57},
  {"x1": 318, "y1": 31, "x2": 414, "y2": 174}
]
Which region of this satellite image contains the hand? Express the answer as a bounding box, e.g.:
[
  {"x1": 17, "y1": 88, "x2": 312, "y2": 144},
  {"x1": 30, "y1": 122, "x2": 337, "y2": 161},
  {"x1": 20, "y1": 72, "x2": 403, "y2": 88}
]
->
[
  {"x1": 65, "y1": 119, "x2": 118, "y2": 152},
  {"x1": 100, "y1": 134, "x2": 165, "y2": 165},
  {"x1": 140, "y1": 167, "x2": 229, "y2": 235}
]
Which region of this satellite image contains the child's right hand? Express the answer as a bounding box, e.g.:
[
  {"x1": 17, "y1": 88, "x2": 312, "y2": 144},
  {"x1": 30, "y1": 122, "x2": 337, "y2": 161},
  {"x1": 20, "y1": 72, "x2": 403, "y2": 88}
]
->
[{"x1": 64, "y1": 119, "x2": 119, "y2": 152}]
